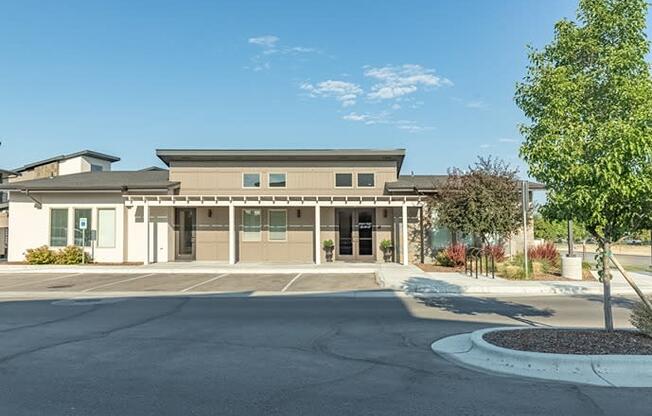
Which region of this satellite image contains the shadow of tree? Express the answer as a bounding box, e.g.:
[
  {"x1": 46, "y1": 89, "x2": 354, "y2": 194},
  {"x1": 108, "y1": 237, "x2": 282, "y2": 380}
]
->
[
  {"x1": 403, "y1": 277, "x2": 555, "y2": 327},
  {"x1": 572, "y1": 294, "x2": 637, "y2": 309}
]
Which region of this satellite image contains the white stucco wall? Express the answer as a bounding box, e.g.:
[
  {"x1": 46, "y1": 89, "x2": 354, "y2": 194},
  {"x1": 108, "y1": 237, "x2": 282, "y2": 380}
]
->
[
  {"x1": 58, "y1": 156, "x2": 113, "y2": 176},
  {"x1": 8, "y1": 192, "x2": 127, "y2": 263},
  {"x1": 126, "y1": 205, "x2": 171, "y2": 263}
]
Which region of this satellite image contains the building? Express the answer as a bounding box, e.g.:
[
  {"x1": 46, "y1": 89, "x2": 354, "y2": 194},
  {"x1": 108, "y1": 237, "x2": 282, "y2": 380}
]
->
[
  {"x1": 0, "y1": 150, "x2": 121, "y2": 260},
  {"x1": 1, "y1": 148, "x2": 537, "y2": 265}
]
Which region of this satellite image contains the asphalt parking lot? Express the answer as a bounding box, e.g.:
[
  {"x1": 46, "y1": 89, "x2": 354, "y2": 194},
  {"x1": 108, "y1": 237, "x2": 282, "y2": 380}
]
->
[{"x1": 0, "y1": 272, "x2": 380, "y2": 294}]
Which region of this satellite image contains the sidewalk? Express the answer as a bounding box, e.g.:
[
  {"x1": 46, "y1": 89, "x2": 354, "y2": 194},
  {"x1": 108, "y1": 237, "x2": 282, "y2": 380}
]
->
[{"x1": 377, "y1": 264, "x2": 652, "y2": 296}]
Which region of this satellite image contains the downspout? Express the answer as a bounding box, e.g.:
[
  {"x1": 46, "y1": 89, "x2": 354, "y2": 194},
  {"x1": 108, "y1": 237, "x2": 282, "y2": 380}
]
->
[{"x1": 24, "y1": 189, "x2": 42, "y2": 209}]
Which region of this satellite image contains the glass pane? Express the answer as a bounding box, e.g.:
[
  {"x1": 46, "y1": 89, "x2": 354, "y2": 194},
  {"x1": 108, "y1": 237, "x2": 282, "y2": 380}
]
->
[
  {"x1": 50, "y1": 209, "x2": 68, "y2": 247},
  {"x1": 269, "y1": 210, "x2": 287, "y2": 240},
  {"x1": 74, "y1": 209, "x2": 92, "y2": 247},
  {"x1": 243, "y1": 209, "x2": 261, "y2": 241},
  {"x1": 97, "y1": 209, "x2": 116, "y2": 247},
  {"x1": 179, "y1": 209, "x2": 194, "y2": 255},
  {"x1": 243, "y1": 173, "x2": 260, "y2": 188},
  {"x1": 269, "y1": 173, "x2": 286, "y2": 188},
  {"x1": 358, "y1": 210, "x2": 374, "y2": 255},
  {"x1": 357, "y1": 173, "x2": 375, "y2": 187},
  {"x1": 338, "y1": 210, "x2": 353, "y2": 255},
  {"x1": 335, "y1": 173, "x2": 352, "y2": 187}
]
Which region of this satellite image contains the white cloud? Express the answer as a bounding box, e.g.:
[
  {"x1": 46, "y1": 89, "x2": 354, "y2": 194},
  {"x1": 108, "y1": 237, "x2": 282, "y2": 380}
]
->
[
  {"x1": 247, "y1": 35, "x2": 317, "y2": 70},
  {"x1": 466, "y1": 99, "x2": 486, "y2": 109},
  {"x1": 364, "y1": 64, "x2": 452, "y2": 100},
  {"x1": 498, "y1": 137, "x2": 519, "y2": 143},
  {"x1": 248, "y1": 35, "x2": 279, "y2": 48},
  {"x1": 342, "y1": 112, "x2": 431, "y2": 133},
  {"x1": 301, "y1": 80, "x2": 363, "y2": 107}
]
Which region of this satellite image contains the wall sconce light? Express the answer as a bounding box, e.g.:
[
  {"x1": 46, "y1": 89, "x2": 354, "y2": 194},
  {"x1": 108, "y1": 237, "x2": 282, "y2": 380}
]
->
[
  {"x1": 297, "y1": 209, "x2": 301, "y2": 218},
  {"x1": 383, "y1": 209, "x2": 388, "y2": 218},
  {"x1": 208, "y1": 209, "x2": 213, "y2": 218}
]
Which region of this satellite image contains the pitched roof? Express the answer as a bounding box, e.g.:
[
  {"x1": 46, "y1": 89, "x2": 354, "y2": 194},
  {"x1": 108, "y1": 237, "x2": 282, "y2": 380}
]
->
[
  {"x1": 385, "y1": 175, "x2": 545, "y2": 193},
  {"x1": 14, "y1": 150, "x2": 121, "y2": 173},
  {"x1": 0, "y1": 170, "x2": 178, "y2": 192},
  {"x1": 156, "y1": 148, "x2": 406, "y2": 173}
]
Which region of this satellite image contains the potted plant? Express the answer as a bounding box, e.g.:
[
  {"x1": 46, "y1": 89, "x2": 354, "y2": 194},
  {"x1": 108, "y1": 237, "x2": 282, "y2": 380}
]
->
[
  {"x1": 380, "y1": 239, "x2": 393, "y2": 262},
  {"x1": 323, "y1": 239, "x2": 335, "y2": 262}
]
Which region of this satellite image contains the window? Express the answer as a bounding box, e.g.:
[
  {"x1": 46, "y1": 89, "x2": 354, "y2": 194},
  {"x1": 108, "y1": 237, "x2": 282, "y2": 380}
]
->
[
  {"x1": 243, "y1": 173, "x2": 261, "y2": 188},
  {"x1": 97, "y1": 209, "x2": 116, "y2": 248},
  {"x1": 50, "y1": 209, "x2": 68, "y2": 247},
  {"x1": 74, "y1": 208, "x2": 92, "y2": 247},
  {"x1": 268, "y1": 210, "x2": 287, "y2": 241},
  {"x1": 242, "y1": 209, "x2": 261, "y2": 241},
  {"x1": 357, "y1": 173, "x2": 375, "y2": 187},
  {"x1": 335, "y1": 173, "x2": 353, "y2": 187},
  {"x1": 90, "y1": 164, "x2": 104, "y2": 172},
  {"x1": 269, "y1": 173, "x2": 286, "y2": 188}
]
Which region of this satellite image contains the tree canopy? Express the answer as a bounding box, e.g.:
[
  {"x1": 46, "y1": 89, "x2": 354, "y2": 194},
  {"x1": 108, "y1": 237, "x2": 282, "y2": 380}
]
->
[{"x1": 434, "y1": 156, "x2": 522, "y2": 245}]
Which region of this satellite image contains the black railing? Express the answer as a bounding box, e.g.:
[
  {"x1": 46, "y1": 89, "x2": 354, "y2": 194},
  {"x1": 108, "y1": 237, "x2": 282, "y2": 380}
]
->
[{"x1": 464, "y1": 246, "x2": 495, "y2": 279}]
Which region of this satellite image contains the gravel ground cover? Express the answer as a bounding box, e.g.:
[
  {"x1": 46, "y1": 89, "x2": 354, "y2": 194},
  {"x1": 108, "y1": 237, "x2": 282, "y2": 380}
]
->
[{"x1": 483, "y1": 328, "x2": 652, "y2": 355}]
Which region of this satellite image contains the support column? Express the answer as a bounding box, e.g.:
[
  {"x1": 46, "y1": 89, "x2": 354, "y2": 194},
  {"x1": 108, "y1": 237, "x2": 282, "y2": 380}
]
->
[
  {"x1": 315, "y1": 205, "x2": 321, "y2": 265},
  {"x1": 143, "y1": 202, "x2": 150, "y2": 265},
  {"x1": 228, "y1": 204, "x2": 235, "y2": 265},
  {"x1": 402, "y1": 204, "x2": 409, "y2": 266}
]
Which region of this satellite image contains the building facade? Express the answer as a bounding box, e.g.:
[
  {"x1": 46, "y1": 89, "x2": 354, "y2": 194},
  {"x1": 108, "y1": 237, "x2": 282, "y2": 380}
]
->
[{"x1": 2, "y1": 148, "x2": 538, "y2": 265}]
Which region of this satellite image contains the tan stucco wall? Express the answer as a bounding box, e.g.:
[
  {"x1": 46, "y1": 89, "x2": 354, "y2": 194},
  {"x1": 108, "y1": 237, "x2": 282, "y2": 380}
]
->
[
  {"x1": 169, "y1": 160, "x2": 398, "y2": 196},
  {"x1": 195, "y1": 207, "x2": 229, "y2": 261}
]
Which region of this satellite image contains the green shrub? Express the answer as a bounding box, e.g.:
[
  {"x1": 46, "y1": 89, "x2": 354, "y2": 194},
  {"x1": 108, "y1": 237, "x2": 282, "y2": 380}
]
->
[
  {"x1": 323, "y1": 239, "x2": 334, "y2": 250},
  {"x1": 55, "y1": 246, "x2": 91, "y2": 264},
  {"x1": 631, "y1": 301, "x2": 652, "y2": 338},
  {"x1": 25, "y1": 246, "x2": 56, "y2": 264},
  {"x1": 379, "y1": 239, "x2": 393, "y2": 251}
]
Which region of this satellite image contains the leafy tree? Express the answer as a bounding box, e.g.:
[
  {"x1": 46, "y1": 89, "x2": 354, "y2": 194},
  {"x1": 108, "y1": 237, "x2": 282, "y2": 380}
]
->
[
  {"x1": 533, "y1": 214, "x2": 588, "y2": 242},
  {"x1": 516, "y1": 0, "x2": 652, "y2": 330},
  {"x1": 434, "y1": 156, "x2": 522, "y2": 245}
]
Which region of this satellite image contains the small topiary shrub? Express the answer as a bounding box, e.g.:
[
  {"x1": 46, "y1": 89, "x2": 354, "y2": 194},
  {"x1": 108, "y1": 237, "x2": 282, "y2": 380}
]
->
[
  {"x1": 25, "y1": 246, "x2": 56, "y2": 264},
  {"x1": 435, "y1": 244, "x2": 466, "y2": 267},
  {"x1": 631, "y1": 301, "x2": 652, "y2": 338},
  {"x1": 55, "y1": 245, "x2": 91, "y2": 265}
]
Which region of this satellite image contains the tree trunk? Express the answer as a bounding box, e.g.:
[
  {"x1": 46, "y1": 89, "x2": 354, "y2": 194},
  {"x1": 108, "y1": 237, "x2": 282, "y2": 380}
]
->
[{"x1": 602, "y1": 241, "x2": 614, "y2": 331}]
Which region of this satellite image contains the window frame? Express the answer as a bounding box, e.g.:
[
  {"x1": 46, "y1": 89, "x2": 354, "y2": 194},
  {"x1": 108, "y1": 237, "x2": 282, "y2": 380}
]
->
[
  {"x1": 334, "y1": 173, "x2": 353, "y2": 188},
  {"x1": 357, "y1": 173, "x2": 375, "y2": 188},
  {"x1": 242, "y1": 172, "x2": 261, "y2": 189},
  {"x1": 242, "y1": 208, "x2": 262, "y2": 242},
  {"x1": 97, "y1": 208, "x2": 116, "y2": 248},
  {"x1": 268, "y1": 172, "x2": 287, "y2": 189},
  {"x1": 73, "y1": 208, "x2": 93, "y2": 247},
  {"x1": 268, "y1": 209, "x2": 288, "y2": 242},
  {"x1": 49, "y1": 208, "x2": 69, "y2": 247}
]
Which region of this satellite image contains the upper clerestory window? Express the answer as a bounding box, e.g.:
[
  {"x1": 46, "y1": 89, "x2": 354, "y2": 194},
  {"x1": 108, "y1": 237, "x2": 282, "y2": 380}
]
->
[
  {"x1": 243, "y1": 173, "x2": 261, "y2": 188},
  {"x1": 357, "y1": 173, "x2": 375, "y2": 187},
  {"x1": 335, "y1": 173, "x2": 353, "y2": 188},
  {"x1": 269, "y1": 173, "x2": 286, "y2": 188}
]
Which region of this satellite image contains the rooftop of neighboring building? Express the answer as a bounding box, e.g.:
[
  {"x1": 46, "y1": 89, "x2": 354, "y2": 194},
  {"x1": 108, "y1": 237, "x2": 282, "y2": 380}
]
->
[
  {"x1": 13, "y1": 150, "x2": 121, "y2": 173},
  {"x1": 0, "y1": 170, "x2": 178, "y2": 192}
]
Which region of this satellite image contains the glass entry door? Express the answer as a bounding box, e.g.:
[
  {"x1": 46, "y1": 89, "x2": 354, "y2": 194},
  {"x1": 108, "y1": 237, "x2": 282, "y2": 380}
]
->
[
  {"x1": 336, "y1": 208, "x2": 375, "y2": 261},
  {"x1": 175, "y1": 208, "x2": 196, "y2": 261}
]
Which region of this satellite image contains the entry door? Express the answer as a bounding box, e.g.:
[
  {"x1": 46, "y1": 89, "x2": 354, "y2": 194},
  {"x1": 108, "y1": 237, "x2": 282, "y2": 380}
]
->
[
  {"x1": 175, "y1": 208, "x2": 196, "y2": 261},
  {"x1": 336, "y1": 208, "x2": 375, "y2": 261}
]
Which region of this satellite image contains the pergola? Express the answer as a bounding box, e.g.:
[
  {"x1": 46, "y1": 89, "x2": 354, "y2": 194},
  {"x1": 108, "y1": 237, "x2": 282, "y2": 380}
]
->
[{"x1": 124, "y1": 194, "x2": 425, "y2": 266}]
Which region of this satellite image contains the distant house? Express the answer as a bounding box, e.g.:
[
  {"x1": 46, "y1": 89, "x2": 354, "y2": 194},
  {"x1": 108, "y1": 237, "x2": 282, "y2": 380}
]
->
[{"x1": 1, "y1": 148, "x2": 538, "y2": 264}]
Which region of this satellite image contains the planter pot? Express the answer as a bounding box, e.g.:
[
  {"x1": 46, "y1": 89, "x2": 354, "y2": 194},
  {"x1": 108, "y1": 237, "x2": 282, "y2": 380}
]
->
[
  {"x1": 561, "y1": 256, "x2": 583, "y2": 280},
  {"x1": 324, "y1": 248, "x2": 334, "y2": 262},
  {"x1": 382, "y1": 248, "x2": 393, "y2": 262}
]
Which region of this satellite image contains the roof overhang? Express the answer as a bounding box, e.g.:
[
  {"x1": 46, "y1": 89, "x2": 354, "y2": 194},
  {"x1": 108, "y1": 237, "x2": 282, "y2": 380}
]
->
[{"x1": 156, "y1": 149, "x2": 406, "y2": 173}]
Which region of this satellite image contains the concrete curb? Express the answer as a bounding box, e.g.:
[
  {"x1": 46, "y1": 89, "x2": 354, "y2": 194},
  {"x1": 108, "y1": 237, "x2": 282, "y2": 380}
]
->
[{"x1": 431, "y1": 327, "x2": 652, "y2": 387}]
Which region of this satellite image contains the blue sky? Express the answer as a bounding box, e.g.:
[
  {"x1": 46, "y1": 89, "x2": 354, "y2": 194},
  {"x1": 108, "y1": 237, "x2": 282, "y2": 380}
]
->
[{"x1": 0, "y1": 0, "x2": 647, "y2": 176}]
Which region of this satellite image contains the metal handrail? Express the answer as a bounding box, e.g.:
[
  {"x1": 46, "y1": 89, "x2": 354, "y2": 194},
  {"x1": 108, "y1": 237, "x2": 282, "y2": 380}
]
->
[{"x1": 464, "y1": 246, "x2": 495, "y2": 279}]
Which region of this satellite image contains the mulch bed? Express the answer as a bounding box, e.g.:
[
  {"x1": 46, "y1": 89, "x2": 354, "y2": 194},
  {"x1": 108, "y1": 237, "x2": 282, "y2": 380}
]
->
[{"x1": 484, "y1": 328, "x2": 652, "y2": 355}]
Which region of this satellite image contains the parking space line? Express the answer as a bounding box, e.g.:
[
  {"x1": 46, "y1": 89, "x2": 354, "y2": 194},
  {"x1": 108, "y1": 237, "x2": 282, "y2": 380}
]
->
[
  {"x1": 82, "y1": 273, "x2": 156, "y2": 292},
  {"x1": 0, "y1": 273, "x2": 81, "y2": 289},
  {"x1": 181, "y1": 274, "x2": 229, "y2": 292},
  {"x1": 281, "y1": 273, "x2": 303, "y2": 292}
]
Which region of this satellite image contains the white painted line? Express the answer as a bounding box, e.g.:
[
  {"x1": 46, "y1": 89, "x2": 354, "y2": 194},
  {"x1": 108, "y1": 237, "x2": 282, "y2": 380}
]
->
[
  {"x1": 281, "y1": 273, "x2": 303, "y2": 292},
  {"x1": 181, "y1": 274, "x2": 229, "y2": 292},
  {"x1": 0, "y1": 273, "x2": 81, "y2": 289},
  {"x1": 82, "y1": 273, "x2": 156, "y2": 292}
]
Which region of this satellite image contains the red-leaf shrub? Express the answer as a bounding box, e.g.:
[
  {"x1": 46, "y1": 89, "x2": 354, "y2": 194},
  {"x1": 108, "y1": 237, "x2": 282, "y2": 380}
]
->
[
  {"x1": 485, "y1": 244, "x2": 506, "y2": 262},
  {"x1": 436, "y1": 243, "x2": 467, "y2": 267},
  {"x1": 528, "y1": 242, "x2": 559, "y2": 263}
]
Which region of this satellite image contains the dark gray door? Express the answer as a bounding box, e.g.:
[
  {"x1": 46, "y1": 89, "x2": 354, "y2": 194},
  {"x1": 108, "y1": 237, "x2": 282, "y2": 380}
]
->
[{"x1": 175, "y1": 208, "x2": 196, "y2": 261}]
